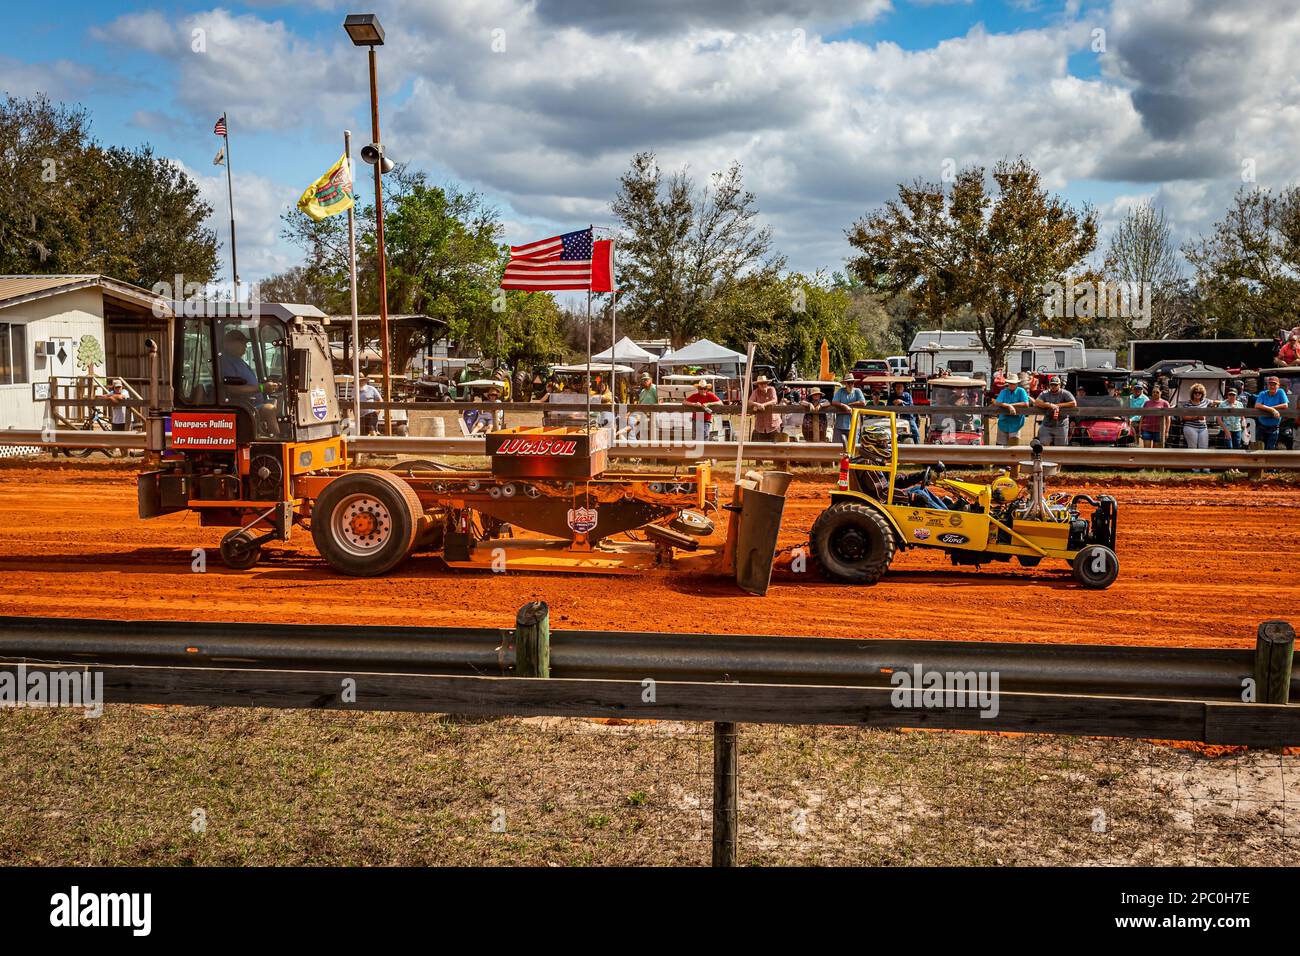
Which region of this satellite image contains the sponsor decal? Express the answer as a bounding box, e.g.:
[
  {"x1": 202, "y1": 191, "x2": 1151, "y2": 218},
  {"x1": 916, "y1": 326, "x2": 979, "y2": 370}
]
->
[
  {"x1": 497, "y1": 438, "x2": 579, "y2": 457},
  {"x1": 567, "y1": 506, "x2": 598, "y2": 534},
  {"x1": 912, "y1": 527, "x2": 931, "y2": 540},
  {"x1": 948, "y1": 514, "x2": 963, "y2": 527},
  {"x1": 926, "y1": 518, "x2": 945, "y2": 527},
  {"x1": 169, "y1": 412, "x2": 237, "y2": 450},
  {"x1": 310, "y1": 386, "x2": 328, "y2": 422},
  {"x1": 938, "y1": 532, "x2": 969, "y2": 545}
]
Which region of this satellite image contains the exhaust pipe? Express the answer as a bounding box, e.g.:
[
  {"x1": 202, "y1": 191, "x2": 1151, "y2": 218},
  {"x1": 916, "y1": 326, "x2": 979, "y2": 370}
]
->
[{"x1": 144, "y1": 337, "x2": 164, "y2": 456}]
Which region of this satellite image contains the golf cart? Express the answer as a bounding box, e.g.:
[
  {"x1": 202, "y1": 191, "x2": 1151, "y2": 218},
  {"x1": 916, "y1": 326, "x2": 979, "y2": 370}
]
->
[
  {"x1": 1160, "y1": 362, "x2": 1233, "y2": 448},
  {"x1": 1064, "y1": 368, "x2": 1135, "y2": 446},
  {"x1": 924, "y1": 376, "x2": 986, "y2": 445}
]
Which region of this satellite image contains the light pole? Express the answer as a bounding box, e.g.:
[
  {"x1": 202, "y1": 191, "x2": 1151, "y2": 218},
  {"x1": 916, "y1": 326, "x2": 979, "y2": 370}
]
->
[{"x1": 344, "y1": 12, "x2": 393, "y2": 434}]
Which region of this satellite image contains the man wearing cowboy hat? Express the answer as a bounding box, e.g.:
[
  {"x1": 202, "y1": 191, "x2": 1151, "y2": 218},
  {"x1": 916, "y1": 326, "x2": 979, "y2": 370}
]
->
[
  {"x1": 748, "y1": 374, "x2": 781, "y2": 442},
  {"x1": 684, "y1": 377, "x2": 722, "y2": 441}
]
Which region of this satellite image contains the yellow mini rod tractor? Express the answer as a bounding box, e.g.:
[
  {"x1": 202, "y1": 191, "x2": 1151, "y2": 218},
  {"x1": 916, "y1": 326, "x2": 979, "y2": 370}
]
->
[
  {"x1": 136, "y1": 302, "x2": 787, "y2": 593},
  {"x1": 810, "y1": 409, "x2": 1119, "y2": 588}
]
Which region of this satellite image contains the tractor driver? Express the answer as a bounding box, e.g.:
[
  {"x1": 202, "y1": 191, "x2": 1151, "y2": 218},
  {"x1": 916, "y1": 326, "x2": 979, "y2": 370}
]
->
[
  {"x1": 219, "y1": 328, "x2": 282, "y2": 435},
  {"x1": 853, "y1": 416, "x2": 949, "y2": 510}
]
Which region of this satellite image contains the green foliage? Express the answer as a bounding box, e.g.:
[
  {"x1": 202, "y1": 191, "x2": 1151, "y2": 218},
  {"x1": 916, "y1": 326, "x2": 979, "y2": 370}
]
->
[
  {"x1": 719, "y1": 272, "x2": 864, "y2": 378},
  {"x1": 610, "y1": 151, "x2": 784, "y2": 348},
  {"x1": 1184, "y1": 187, "x2": 1300, "y2": 337},
  {"x1": 846, "y1": 158, "x2": 1097, "y2": 375},
  {"x1": 0, "y1": 94, "x2": 217, "y2": 286},
  {"x1": 275, "y1": 167, "x2": 565, "y2": 369}
]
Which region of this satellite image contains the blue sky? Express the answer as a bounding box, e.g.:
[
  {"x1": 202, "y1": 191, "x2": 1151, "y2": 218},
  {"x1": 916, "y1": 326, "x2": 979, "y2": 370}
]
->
[{"x1": 2, "y1": 0, "x2": 1293, "y2": 290}]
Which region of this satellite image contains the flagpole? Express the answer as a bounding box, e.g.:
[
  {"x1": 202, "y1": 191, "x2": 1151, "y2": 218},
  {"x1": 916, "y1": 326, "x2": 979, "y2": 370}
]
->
[
  {"x1": 344, "y1": 130, "x2": 361, "y2": 435},
  {"x1": 609, "y1": 241, "x2": 617, "y2": 447},
  {"x1": 220, "y1": 112, "x2": 238, "y2": 298},
  {"x1": 585, "y1": 287, "x2": 592, "y2": 434}
]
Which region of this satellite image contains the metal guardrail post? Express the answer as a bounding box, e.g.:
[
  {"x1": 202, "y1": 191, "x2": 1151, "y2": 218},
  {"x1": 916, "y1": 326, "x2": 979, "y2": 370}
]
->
[{"x1": 712, "y1": 720, "x2": 739, "y2": 867}]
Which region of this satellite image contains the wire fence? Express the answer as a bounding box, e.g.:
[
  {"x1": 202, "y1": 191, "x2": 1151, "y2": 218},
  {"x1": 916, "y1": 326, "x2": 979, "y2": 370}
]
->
[{"x1": 1, "y1": 707, "x2": 1296, "y2": 866}]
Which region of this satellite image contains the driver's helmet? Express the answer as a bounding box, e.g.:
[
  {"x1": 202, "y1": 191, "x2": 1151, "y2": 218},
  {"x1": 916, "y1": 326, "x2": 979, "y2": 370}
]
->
[
  {"x1": 991, "y1": 474, "x2": 1020, "y2": 504},
  {"x1": 854, "y1": 415, "x2": 892, "y2": 464}
]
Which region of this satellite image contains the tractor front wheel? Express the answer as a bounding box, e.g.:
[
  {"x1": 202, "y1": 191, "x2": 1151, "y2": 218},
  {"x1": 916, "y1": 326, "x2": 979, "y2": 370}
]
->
[
  {"x1": 311, "y1": 470, "x2": 423, "y2": 576},
  {"x1": 1072, "y1": 544, "x2": 1119, "y2": 589},
  {"x1": 811, "y1": 502, "x2": 896, "y2": 584}
]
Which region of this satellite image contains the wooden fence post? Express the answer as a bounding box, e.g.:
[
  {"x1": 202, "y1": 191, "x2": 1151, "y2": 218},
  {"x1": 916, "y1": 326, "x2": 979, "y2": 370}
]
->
[
  {"x1": 515, "y1": 601, "x2": 550, "y2": 678},
  {"x1": 1254, "y1": 620, "x2": 1295, "y2": 705},
  {"x1": 712, "y1": 721, "x2": 738, "y2": 867}
]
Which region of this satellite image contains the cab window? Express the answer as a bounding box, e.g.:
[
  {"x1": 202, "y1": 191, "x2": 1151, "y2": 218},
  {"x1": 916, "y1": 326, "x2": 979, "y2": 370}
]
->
[{"x1": 178, "y1": 318, "x2": 214, "y2": 405}]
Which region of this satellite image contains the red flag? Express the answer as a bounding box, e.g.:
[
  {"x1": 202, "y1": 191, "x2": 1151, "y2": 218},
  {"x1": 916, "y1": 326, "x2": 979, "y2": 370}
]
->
[{"x1": 590, "y1": 239, "x2": 616, "y2": 293}]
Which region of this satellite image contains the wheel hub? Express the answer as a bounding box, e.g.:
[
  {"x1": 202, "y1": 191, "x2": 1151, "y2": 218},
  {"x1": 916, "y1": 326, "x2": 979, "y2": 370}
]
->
[
  {"x1": 334, "y1": 495, "x2": 392, "y2": 555},
  {"x1": 833, "y1": 528, "x2": 868, "y2": 562}
]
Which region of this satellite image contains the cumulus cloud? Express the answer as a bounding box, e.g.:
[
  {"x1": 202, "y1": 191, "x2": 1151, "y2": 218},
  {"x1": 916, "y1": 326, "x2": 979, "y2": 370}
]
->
[
  {"x1": 92, "y1": 8, "x2": 367, "y2": 129},
  {"x1": 178, "y1": 159, "x2": 300, "y2": 285},
  {"x1": 0, "y1": 55, "x2": 119, "y2": 101},
  {"x1": 529, "y1": 0, "x2": 892, "y2": 36},
  {"x1": 1092, "y1": 0, "x2": 1300, "y2": 218},
  {"x1": 81, "y1": 0, "x2": 1300, "y2": 280}
]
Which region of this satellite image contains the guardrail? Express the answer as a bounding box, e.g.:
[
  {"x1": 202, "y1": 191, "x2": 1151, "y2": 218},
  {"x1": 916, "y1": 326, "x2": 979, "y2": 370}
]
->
[
  {"x1": 4, "y1": 428, "x2": 1300, "y2": 469},
  {"x1": 0, "y1": 614, "x2": 1289, "y2": 701},
  {"x1": 1, "y1": 609, "x2": 1295, "y2": 866}
]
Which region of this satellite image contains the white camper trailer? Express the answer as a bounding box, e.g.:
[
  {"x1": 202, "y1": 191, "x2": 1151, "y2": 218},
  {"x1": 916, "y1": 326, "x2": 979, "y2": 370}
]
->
[{"x1": 907, "y1": 330, "x2": 1090, "y2": 380}]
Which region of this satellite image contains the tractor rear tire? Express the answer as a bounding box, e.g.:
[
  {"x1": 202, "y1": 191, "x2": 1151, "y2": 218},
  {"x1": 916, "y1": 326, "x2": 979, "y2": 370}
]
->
[
  {"x1": 219, "y1": 529, "x2": 261, "y2": 571},
  {"x1": 311, "y1": 469, "x2": 423, "y2": 576},
  {"x1": 1072, "y1": 544, "x2": 1119, "y2": 589},
  {"x1": 811, "y1": 502, "x2": 896, "y2": 584}
]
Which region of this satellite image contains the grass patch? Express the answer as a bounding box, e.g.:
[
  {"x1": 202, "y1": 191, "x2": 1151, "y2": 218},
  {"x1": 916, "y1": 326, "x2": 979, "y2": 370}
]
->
[{"x1": 2, "y1": 707, "x2": 1296, "y2": 866}]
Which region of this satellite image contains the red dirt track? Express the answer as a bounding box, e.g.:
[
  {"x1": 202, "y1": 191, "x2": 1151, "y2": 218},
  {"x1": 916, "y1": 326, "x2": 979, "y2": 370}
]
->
[{"x1": 0, "y1": 464, "x2": 1294, "y2": 648}]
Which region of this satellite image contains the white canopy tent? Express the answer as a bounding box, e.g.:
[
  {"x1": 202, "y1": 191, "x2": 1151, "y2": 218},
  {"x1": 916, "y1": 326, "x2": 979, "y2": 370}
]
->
[
  {"x1": 655, "y1": 338, "x2": 747, "y2": 367},
  {"x1": 592, "y1": 336, "x2": 656, "y2": 364}
]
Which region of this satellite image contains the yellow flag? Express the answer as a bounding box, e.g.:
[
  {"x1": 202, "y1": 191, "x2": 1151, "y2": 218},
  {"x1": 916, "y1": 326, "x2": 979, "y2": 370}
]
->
[{"x1": 296, "y1": 153, "x2": 355, "y2": 221}]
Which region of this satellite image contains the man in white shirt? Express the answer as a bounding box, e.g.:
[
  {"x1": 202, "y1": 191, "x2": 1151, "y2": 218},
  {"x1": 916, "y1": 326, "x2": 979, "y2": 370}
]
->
[
  {"x1": 107, "y1": 379, "x2": 131, "y2": 431},
  {"x1": 358, "y1": 375, "x2": 382, "y2": 435}
]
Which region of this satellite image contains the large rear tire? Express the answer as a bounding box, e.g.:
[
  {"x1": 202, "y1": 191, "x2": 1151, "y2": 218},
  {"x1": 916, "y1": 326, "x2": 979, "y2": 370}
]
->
[
  {"x1": 311, "y1": 470, "x2": 423, "y2": 576},
  {"x1": 811, "y1": 502, "x2": 896, "y2": 584}
]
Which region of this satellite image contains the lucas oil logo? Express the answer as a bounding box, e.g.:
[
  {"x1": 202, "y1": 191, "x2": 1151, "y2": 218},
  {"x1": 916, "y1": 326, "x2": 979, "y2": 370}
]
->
[
  {"x1": 310, "y1": 387, "x2": 328, "y2": 421},
  {"x1": 567, "y1": 506, "x2": 598, "y2": 533},
  {"x1": 912, "y1": 527, "x2": 931, "y2": 540},
  {"x1": 498, "y1": 438, "x2": 578, "y2": 456}
]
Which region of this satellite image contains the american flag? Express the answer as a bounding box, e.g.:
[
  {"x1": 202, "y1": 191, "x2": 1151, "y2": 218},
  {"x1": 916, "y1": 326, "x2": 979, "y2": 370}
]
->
[
  {"x1": 500, "y1": 227, "x2": 593, "y2": 291},
  {"x1": 213, "y1": 116, "x2": 227, "y2": 137}
]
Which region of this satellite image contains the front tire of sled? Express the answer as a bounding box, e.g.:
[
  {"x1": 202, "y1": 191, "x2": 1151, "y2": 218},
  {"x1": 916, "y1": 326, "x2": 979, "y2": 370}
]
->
[{"x1": 811, "y1": 502, "x2": 896, "y2": 584}]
